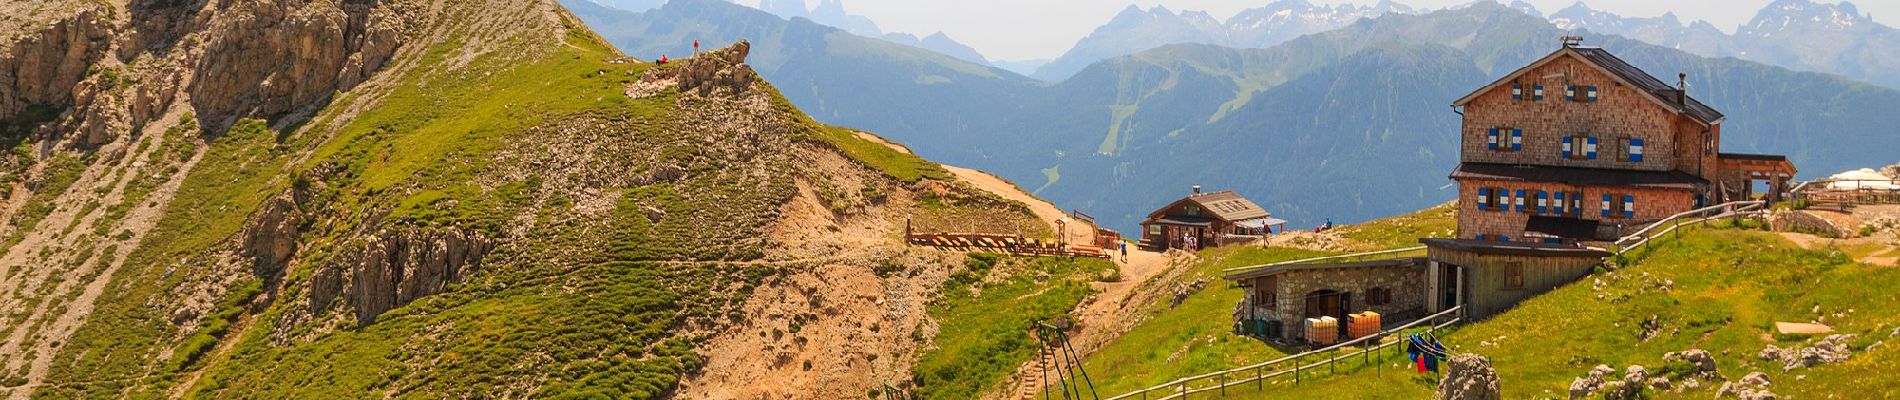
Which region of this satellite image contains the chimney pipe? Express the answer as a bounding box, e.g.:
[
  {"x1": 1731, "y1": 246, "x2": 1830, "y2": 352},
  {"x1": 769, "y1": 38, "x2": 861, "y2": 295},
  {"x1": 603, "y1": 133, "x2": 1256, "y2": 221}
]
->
[
  {"x1": 1192, "y1": 185, "x2": 1202, "y2": 195},
  {"x1": 1677, "y1": 73, "x2": 1688, "y2": 105}
]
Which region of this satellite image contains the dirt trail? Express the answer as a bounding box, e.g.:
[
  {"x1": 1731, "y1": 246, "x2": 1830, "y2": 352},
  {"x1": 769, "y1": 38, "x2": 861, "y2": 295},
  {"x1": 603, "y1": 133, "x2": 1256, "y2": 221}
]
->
[
  {"x1": 939, "y1": 164, "x2": 1178, "y2": 400},
  {"x1": 941, "y1": 166, "x2": 1095, "y2": 246}
]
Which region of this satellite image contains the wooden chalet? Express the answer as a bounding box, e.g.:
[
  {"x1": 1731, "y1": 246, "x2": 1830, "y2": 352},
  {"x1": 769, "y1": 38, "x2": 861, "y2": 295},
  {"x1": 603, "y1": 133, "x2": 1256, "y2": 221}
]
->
[{"x1": 1139, "y1": 186, "x2": 1286, "y2": 250}]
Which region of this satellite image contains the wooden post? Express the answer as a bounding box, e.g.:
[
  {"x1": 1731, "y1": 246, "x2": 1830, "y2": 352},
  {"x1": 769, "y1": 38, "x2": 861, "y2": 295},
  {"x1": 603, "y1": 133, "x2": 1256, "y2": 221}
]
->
[
  {"x1": 1220, "y1": 372, "x2": 1227, "y2": 396},
  {"x1": 1294, "y1": 355, "x2": 1301, "y2": 385}
]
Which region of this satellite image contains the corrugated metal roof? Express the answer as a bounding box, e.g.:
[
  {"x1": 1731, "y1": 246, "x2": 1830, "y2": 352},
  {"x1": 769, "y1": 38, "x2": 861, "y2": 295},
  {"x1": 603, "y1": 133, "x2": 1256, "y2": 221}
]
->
[
  {"x1": 1451, "y1": 162, "x2": 1707, "y2": 190},
  {"x1": 1420, "y1": 238, "x2": 1612, "y2": 257}
]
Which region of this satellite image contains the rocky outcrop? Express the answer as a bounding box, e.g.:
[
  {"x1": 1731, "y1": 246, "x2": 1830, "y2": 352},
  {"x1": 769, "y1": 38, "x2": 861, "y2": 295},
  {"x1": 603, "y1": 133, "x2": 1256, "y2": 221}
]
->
[
  {"x1": 240, "y1": 192, "x2": 303, "y2": 278},
  {"x1": 309, "y1": 226, "x2": 495, "y2": 325},
  {"x1": 1758, "y1": 334, "x2": 1857, "y2": 371},
  {"x1": 1437, "y1": 354, "x2": 1501, "y2": 400},
  {"x1": 1664, "y1": 349, "x2": 1718, "y2": 378},
  {"x1": 641, "y1": 40, "x2": 757, "y2": 98},
  {"x1": 1568, "y1": 364, "x2": 1616, "y2": 399},
  {"x1": 188, "y1": 0, "x2": 405, "y2": 129},
  {"x1": 0, "y1": 9, "x2": 112, "y2": 118}
]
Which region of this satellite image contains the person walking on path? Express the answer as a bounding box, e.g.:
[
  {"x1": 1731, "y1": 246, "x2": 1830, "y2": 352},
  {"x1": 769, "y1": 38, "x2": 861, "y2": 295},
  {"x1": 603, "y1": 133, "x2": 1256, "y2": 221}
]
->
[{"x1": 1119, "y1": 241, "x2": 1128, "y2": 262}]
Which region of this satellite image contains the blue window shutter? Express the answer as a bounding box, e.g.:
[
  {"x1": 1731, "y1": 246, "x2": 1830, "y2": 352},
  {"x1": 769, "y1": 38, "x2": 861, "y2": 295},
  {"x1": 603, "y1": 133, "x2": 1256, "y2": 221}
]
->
[
  {"x1": 1562, "y1": 136, "x2": 1572, "y2": 158},
  {"x1": 1565, "y1": 85, "x2": 1576, "y2": 101},
  {"x1": 1512, "y1": 129, "x2": 1523, "y2": 151},
  {"x1": 1500, "y1": 236, "x2": 1510, "y2": 242},
  {"x1": 1475, "y1": 234, "x2": 1485, "y2": 240},
  {"x1": 1624, "y1": 195, "x2": 1636, "y2": 218},
  {"x1": 1515, "y1": 190, "x2": 1526, "y2": 212},
  {"x1": 1537, "y1": 192, "x2": 1547, "y2": 213},
  {"x1": 1588, "y1": 86, "x2": 1599, "y2": 101},
  {"x1": 1512, "y1": 84, "x2": 1523, "y2": 100},
  {"x1": 1555, "y1": 192, "x2": 1566, "y2": 213},
  {"x1": 1602, "y1": 194, "x2": 1612, "y2": 217},
  {"x1": 1587, "y1": 137, "x2": 1598, "y2": 160},
  {"x1": 1534, "y1": 85, "x2": 1545, "y2": 101},
  {"x1": 1478, "y1": 188, "x2": 1490, "y2": 210},
  {"x1": 1630, "y1": 138, "x2": 1645, "y2": 162},
  {"x1": 1487, "y1": 128, "x2": 1498, "y2": 150}
]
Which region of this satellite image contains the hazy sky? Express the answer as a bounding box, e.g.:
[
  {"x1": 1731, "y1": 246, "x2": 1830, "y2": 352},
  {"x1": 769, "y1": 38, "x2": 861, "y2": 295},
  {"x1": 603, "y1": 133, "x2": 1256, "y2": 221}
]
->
[{"x1": 730, "y1": 0, "x2": 1892, "y2": 61}]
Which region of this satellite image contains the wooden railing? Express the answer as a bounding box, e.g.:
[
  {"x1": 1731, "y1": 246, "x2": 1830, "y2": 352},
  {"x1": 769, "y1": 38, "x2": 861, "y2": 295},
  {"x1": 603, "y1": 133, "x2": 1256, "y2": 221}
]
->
[
  {"x1": 1102, "y1": 306, "x2": 1464, "y2": 400},
  {"x1": 1613, "y1": 200, "x2": 1765, "y2": 256},
  {"x1": 1221, "y1": 246, "x2": 1427, "y2": 276}
]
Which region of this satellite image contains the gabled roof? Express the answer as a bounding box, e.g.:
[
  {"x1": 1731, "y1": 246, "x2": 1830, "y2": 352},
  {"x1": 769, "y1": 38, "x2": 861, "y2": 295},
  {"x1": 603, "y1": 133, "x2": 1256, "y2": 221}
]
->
[
  {"x1": 1452, "y1": 46, "x2": 1724, "y2": 126},
  {"x1": 1451, "y1": 162, "x2": 1707, "y2": 190},
  {"x1": 1144, "y1": 190, "x2": 1271, "y2": 222}
]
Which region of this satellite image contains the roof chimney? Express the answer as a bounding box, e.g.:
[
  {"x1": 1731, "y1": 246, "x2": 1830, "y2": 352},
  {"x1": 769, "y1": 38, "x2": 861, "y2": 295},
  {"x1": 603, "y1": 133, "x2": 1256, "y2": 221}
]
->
[
  {"x1": 1192, "y1": 185, "x2": 1202, "y2": 195},
  {"x1": 1560, "y1": 35, "x2": 1584, "y2": 48},
  {"x1": 1677, "y1": 73, "x2": 1688, "y2": 105}
]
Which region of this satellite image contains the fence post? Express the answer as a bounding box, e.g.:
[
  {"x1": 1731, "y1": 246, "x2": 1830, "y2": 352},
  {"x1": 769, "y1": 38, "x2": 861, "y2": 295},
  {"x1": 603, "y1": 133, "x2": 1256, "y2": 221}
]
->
[
  {"x1": 1256, "y1": 365, "x2": 1262, "y2": 390},
  {"x1": 1294, "y1": 355, "x2": 1301, "y2": 385},
  {"x1": 1220, "y1": 372, "x2": 1226, "y2": 396}
]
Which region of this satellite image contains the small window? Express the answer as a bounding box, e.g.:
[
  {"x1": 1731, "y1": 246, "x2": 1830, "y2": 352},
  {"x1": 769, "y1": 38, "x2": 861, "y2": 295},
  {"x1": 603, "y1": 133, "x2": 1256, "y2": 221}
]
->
[
  {"x1": 1486, "y1": 128, "x2": 1518, "y2": 151},
  {"x1": 1185, "y1": 205, "x2": 1200, "y2": 216},
  {"x1": 1368, "y1": 288, "x2": 1392, "y2": 306},
  {"x1": 1478, "y1": 188, "x2": 1505, "y2": 212},
  {"x1": 1622, "y1": 138, "x2": 1645, "y2": 162},
  {"x1": 1567, "y1": 135, "x2": 1598, "y2": 160},
  {"x1": 1147, "y1": 225, "x2": 1161, "y2": 235},
  {"x1": 1505, "y1": 262, "x2": 1525, "y2": 289}
]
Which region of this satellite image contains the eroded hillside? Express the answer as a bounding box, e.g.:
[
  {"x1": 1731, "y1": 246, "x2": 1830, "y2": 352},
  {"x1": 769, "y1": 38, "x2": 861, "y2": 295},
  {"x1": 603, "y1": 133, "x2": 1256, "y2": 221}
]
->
[{"x1": 0, "y1": 0, "x2": 1044, "y2": 398}]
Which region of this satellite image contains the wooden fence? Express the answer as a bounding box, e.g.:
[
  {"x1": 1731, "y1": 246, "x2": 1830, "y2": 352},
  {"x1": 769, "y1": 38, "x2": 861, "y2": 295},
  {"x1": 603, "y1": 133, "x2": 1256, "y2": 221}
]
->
[{"x1": 1102, "y1": 306, "x2": 1464, "y2": 400}]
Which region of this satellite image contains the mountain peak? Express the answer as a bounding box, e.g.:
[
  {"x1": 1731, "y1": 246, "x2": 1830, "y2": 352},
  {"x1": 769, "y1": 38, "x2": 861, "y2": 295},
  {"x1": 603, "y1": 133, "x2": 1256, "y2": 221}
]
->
[{"x1": 1744, "y1": 0, "x2": 1870, "y2": 35}]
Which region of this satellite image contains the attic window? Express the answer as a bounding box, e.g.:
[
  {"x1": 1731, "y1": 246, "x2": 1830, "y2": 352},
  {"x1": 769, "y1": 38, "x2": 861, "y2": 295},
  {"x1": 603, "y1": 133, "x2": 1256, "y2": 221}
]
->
[{"x1": 1185, "y1": 205, "x2": 1201, "y2": 216}]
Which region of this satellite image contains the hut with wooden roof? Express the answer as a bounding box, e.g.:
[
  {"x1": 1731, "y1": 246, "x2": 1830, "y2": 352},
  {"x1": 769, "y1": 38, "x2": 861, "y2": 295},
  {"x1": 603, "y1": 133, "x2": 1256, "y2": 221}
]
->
[{"x1": 1138, "y1": 186, "x2": 1286, "y2": 251}]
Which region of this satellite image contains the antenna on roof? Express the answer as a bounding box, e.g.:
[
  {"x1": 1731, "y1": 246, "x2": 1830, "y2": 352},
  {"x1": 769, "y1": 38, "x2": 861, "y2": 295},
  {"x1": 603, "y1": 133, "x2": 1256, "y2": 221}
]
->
[{"x1": 1560, "y1": 35, "x2": 1584, "y2": 48}]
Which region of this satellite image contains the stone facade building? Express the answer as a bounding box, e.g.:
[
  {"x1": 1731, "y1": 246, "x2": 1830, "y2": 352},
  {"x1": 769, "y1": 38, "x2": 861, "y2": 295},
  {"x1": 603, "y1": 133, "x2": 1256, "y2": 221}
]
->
[
  {"x1": 1228, "y1": 259, "x2": 1428, "y2": 341},
  {"x1": 1445, "y1": 39, "x2": 1794, "y2": 243}
]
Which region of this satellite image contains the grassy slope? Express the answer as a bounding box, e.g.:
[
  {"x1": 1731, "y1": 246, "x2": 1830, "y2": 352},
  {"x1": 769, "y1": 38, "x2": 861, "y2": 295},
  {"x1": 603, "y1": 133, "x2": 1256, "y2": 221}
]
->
[
  {"x1": 1227, "y1": 225, "x2": 1900, "y2": 399},
  {"x1": 1077, "y1": 204, "x2": 1456, "y2": 395},
  {"x1": 37, "y1": 6, "x2": 991, "y2": 398},
  {"x1": 912, "y1": 254, "x2": 1117, "y2": 399}
]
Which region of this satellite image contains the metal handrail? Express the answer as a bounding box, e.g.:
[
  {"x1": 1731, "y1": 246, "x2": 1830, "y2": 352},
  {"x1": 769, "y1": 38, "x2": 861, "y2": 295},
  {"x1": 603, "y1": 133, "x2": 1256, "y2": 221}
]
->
[
  {"x1": 1221, "y1": 246, "x2": 1427, "y2": 274},
  {"x1": 1613, "y1": 200, "x2": 1765, "y2": 256},
  {"x1": 1102, "y1": 306, "x2": 1464, "y2": 400}
]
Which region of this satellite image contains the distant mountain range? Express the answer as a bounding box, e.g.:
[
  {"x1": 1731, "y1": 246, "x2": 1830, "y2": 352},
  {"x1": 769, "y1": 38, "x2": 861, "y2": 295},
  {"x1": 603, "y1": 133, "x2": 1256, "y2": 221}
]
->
[
  {"x1": 754, "y1": 0, "x2": 994, "y2": 66},
  {"x1": 568, "y1": 0, "x2": 1900, "y2": 233},
  {"x1": 1031, "y1": 0, "x2": 1418, "y2": 81},
  {"x1": 1538, "y1": 0, "x2": 1900, "y2": 89},
  {"x1": 1041, "y1": 0, "x2": 1900, "y2": 89}
]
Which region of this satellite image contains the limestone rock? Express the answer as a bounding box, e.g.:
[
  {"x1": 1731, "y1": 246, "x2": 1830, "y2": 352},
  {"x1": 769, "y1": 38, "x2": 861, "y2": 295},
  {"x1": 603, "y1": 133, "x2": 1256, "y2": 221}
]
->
[
  {"x1": 1436, "y1": 354, "x2": 1501, "y2": 400},
  {"x1": 187, "y1": 0, "x2": 407, "y2": 130},
  {"x1": 240, "y1": 192, "x2": 303, "y2": 278},
  {"x1": 0, "y1": 9, "x2": 112, "y2": 117},
  {"x1": 1740, "y1": 371, "x2": 1771, "y2": 387},
  {"x1": 308, "y1": 226, "x2": 496, "y2": 325},
  {"x1": 1760, "y1": 334, "x2": 1858, "y2": 371}
]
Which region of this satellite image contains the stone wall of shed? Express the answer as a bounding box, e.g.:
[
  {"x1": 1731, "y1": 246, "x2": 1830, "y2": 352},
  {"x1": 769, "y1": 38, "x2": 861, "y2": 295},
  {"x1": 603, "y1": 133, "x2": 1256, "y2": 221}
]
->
[{"x1": 1268, "y1": 265, "x2": 1428, "y2": 340}]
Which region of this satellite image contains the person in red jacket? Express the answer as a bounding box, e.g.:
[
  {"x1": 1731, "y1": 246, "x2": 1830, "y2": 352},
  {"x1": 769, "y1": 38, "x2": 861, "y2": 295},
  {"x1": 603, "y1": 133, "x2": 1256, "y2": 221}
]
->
[{"x1": 658, "y1": 54, "x2": 668, "y2": 64}]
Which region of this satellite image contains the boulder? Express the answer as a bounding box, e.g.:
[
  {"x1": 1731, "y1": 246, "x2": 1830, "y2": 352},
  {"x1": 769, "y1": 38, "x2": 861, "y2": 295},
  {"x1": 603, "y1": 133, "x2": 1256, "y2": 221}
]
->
[
  {"x1": 1740, "y1": 371, "x2": 1771, "y2": 387},
  {"x1": 1436, "y1": 354, "x2": 1501, "y2": 400}
]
